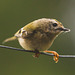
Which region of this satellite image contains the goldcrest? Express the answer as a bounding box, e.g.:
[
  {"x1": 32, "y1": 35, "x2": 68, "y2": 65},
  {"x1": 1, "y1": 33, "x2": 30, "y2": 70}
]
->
[{"x1": 3, "y1": 18, "x2": 70, "y2": 63}]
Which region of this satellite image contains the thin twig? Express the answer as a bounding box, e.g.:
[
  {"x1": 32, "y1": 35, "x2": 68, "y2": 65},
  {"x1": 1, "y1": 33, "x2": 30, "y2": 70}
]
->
[{"x1": 0, "y1": 45, "x2": 75, "y2": 58}]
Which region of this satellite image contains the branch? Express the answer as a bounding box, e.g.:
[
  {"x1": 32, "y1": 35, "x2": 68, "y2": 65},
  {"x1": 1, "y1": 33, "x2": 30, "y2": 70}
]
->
[{"x1": 0, "y1": 45, "x2": 75, "y2": 58}]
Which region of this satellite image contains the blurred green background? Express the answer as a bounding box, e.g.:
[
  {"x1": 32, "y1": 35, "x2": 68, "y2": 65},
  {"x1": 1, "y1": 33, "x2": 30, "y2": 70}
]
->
[{"x1": 0, "y1": 0, "x2": 75, "y2": 75}]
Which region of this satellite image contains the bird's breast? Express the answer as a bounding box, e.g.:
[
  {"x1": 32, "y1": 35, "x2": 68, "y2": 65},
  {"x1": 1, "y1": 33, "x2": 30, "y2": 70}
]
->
[{"x1": 18, "y1": 32, "x2": 55, "y2": 51}]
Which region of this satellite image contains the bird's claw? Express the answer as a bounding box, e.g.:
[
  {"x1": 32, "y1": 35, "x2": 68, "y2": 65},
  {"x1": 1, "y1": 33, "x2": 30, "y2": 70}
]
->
[
  {"x1": 53, "y1": 52, "x2": 59, "y2": 63},
  {"x1": 44, "y1": 50, "x2": 59, "y2": 63}
]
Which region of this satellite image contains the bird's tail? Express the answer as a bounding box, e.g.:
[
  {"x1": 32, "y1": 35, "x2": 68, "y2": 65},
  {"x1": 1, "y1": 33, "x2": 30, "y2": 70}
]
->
[{"x1": 2, "y1": 36, "x2": 17, "y2": 44}]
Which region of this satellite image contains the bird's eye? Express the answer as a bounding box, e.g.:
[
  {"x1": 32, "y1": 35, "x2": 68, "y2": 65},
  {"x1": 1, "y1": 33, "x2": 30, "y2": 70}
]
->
[
  {"x1": 19, "y1": 29, "x2": 21, "y2": 33},
  {"x1": 52, "y1": 23, "x2": 58, "y2": 27}
]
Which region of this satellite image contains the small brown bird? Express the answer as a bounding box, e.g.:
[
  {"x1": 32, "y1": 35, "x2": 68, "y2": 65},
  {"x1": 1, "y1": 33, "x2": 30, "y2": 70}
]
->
[{"x1": 3, "y1": 18, "x2": 70, "y2": 63}]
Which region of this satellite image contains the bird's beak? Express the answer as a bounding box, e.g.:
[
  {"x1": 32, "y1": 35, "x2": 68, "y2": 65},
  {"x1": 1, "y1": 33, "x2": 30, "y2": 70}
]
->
[{"x1": 56, "y1": 27, "x2": 70, "y2": 32}]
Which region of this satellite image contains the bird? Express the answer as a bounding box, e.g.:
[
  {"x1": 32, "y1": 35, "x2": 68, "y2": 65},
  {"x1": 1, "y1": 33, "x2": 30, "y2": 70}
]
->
[{"x1": 3, "y1": 18, "x2": 70, "y2": 63}]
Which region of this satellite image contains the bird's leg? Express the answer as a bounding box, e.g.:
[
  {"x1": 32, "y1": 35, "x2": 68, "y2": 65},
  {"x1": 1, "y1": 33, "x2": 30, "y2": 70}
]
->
[
  {"x1": 33, "y1": 50, "x2": 40, "y2": 58},
  {"x1": 44, "y1": 50, "x2": 59, "y2": 63}
]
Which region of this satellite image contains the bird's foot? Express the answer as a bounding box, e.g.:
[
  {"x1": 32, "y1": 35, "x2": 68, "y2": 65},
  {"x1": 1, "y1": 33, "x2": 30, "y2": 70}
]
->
[
  {"x1": 44, "y1": 50, "x2": 59, "y2": 63},
  {"x1": 33, "y1": 50, "x2": 40, "y2": 58}
]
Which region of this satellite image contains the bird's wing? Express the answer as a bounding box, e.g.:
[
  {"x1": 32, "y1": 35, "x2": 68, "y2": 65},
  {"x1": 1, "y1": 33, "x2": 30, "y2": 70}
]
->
[{"x1": 15, "y1": 22, "x2": 38, "y2": 38}]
